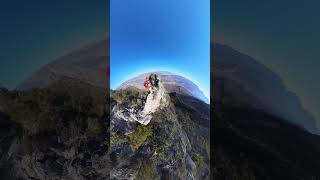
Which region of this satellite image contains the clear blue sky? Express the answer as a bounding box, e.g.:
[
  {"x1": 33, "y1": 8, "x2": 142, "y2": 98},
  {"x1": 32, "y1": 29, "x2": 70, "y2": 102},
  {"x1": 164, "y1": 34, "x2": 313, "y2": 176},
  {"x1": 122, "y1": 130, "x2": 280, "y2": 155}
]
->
[
  {"x1": 110, "y1": 0, "x2": 210, "y2": 98},
  {"x1": 213, "y1": 0, "x2": 320, "y2": 127}
]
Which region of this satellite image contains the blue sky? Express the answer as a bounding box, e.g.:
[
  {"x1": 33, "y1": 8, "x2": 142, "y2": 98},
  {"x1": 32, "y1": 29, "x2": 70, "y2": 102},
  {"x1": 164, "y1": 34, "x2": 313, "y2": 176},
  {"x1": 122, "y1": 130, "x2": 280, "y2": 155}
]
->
[{"x1": 110, "y1": 0, "x2": 210, "y2": 98}]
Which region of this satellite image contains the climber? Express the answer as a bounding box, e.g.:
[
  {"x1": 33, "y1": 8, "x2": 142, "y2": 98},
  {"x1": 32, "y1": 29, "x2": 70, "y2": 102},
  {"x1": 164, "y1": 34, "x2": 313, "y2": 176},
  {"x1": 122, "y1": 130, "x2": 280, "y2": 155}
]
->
[
  {"x1": 149, "y1": 74, "x2": 159, "y2": 88},
  {"x1": 143, "y1": 76, "x2": 152, "y2": 93},
  {"x1": 143, "y1": 74, "x2": 160, "y2": 93},
  {"x1": 149, "y1": 74, "x2": 159, "y2": 89},
  {"x1": 144, "y1": 77, "x2": 149, "y2": 89}
]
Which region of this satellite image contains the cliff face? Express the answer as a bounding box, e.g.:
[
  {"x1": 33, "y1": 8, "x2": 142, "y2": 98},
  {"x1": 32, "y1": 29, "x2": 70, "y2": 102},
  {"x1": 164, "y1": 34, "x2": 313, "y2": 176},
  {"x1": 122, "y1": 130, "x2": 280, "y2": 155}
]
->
[{"x1": 110, "y1": 87, "x2": 210, "y2": 180}]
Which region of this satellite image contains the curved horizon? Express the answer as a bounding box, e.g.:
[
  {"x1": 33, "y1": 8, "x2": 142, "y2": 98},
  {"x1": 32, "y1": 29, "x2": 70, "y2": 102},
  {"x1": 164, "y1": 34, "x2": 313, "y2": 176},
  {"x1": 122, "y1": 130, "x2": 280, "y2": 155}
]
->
[
  {"x1": 111, "y1": 68, "x2": 210, "y2": 101},
  {"x1": 114, "y1": 70, "x2": 210, "y2": 104},
  {"x1": 110, "y1": 0, "x2": 210, "y2": 102}
]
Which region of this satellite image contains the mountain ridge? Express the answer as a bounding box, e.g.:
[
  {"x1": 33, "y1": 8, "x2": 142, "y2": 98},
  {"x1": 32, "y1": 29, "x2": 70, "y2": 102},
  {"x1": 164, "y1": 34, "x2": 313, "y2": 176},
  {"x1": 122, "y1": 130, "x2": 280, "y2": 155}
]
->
[
  {"x1": 212, "y1": 42, "x2": 319, "y2": 134},
  {"x1": 117, "y1": 71, "x2": 209, "y2": 104},
  {"x1": 17, "y1": 40, "x2": 109, "y2": 91}
]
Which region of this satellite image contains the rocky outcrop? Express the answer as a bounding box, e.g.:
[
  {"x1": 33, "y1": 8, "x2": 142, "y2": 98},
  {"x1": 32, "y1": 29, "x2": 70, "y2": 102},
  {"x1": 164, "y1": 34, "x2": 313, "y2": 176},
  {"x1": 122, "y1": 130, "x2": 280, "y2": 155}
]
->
[
  {"x1": 110, "y1": 87, "x2": 210, "y2": 180},
  {"x1": 113, "y1": 78, "x2": 169, "y2": 125}
]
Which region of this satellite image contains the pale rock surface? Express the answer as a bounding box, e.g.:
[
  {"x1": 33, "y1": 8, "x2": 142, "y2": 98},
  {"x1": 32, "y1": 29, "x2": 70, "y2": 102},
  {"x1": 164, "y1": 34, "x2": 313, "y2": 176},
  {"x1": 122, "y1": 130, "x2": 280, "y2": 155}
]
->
[{"x1": 114, "y1": 81, "x2": 169, "y2": 125}]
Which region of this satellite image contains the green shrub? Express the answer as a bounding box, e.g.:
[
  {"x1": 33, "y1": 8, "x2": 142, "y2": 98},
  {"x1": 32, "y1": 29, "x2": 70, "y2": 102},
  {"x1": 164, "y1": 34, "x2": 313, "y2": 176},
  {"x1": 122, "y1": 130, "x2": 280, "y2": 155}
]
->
[
  {"x1": 111, "y1": 91, "x2": 125, "y2": 104},
  {"x1": 5, "y1": 90, "x2": 54, "y2": 135},
  {"x1": 110, "y1": 135, "x2": 126, "y2": 146},
  {"x1": 127, "y1": 125, "x2": 153, "y2": 151},
  {"x1": 195, "y1": 154, "x2": 205, "y2": 169}
]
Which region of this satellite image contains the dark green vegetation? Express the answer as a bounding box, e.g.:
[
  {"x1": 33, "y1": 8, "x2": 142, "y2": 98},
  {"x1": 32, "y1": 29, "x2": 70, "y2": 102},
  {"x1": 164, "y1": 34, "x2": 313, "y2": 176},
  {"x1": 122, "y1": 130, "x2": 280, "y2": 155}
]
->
[
  {"x1": 0, "y1": 79, "x2": 110, "y2": 179},
  {"x1": 127, "y1": 124, "x2": 153, "y2": 151},
  {"x1": 110, "y1": 89, "x2": 210, "y2": 179},
  {"x1": 111, "y1": 87, "x2": 147, "y2": 109}
]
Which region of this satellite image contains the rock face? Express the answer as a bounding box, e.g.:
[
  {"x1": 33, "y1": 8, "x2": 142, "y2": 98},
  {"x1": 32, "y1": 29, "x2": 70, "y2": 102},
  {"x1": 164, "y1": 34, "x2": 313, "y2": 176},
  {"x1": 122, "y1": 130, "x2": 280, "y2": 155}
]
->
[
  {"x1": 212, "y1": 43, "x2": 319, "y2": 134},
  {"x1": 117, "y1": 71, "x2": 209, "y2": 104},
  {"x1": 18, "y1": 40, "x2": 109, "y2": 90},
  {"x1": 113, "y1": 81, "x2": 170, "y2": 125},
  {"x1": 110, "y1": 87, "x2": 210, "y2": 180}
]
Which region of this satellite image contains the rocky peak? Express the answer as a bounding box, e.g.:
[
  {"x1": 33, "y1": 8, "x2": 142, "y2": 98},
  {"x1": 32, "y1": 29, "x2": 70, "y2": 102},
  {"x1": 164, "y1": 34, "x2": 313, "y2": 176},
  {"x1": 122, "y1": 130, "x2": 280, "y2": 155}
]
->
[{"x1": 110, "y1": 85, "x2": 210, "y2": 179}]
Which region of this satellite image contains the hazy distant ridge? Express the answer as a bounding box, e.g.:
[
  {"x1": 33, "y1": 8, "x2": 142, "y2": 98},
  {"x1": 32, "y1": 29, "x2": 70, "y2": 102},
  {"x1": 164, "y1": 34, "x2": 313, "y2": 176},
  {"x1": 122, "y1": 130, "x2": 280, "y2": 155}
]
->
[{"x1": 117, "y1": 71, "x2": 209, "y2": 104}]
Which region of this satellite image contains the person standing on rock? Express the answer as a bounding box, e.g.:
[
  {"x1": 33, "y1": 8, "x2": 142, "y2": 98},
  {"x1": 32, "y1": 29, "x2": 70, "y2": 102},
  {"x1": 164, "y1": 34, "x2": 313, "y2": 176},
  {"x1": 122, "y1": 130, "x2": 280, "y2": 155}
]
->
[
  {"x1": 144, "y1": 77, "x2": 149, "y2": 89},
  {"x1": 144, "y1": 76, "x2": 153, "y2": 93},
  {"x1": 143, "y1": 74, "x2": 162, "y2": 96}
]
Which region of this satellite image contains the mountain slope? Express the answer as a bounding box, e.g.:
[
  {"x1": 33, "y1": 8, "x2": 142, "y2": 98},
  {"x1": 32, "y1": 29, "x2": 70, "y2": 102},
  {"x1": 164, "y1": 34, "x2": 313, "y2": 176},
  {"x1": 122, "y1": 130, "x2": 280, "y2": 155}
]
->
[
  {"x1": 18, "y1": 40, "x2": 109, "y2": 90},
  {"x1": 212, "y1": 43, "x2": 320, "y2": 179},
  {"x1": 0, "y1": 79, "x2": 110, "y2": 180},
  {"x1": 212, "y1": 43, "x2": 318, "y2": 134},
  {"x1": 212, "y1": 105, "x2": 320, "y2": 180}
]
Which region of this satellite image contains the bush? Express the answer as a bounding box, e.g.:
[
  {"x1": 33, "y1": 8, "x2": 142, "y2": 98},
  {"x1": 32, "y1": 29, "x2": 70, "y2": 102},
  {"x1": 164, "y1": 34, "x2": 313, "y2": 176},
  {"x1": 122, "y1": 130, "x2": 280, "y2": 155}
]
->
[
  {"x1": 127, "y1": 125, "x2": 153, "y2": 151},
  {"x1": 110, "y1": 135, "x2": 126, "y2": 146},
  {"x1": 195, "y1": 154, "x2": 205, "y2": 169},
  {"x1": 4, "y1": 89, "x2": 54, "y2": 135}
]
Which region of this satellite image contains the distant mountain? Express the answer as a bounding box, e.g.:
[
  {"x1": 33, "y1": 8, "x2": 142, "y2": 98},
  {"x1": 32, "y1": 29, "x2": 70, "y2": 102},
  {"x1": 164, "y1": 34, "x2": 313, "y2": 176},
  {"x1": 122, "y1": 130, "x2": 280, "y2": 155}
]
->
[
  {"x1": 117, "y1": 71, "x2": 209, "y2": 104},
  {"x1": 18, "y1": 40, "x2": 109, "y2": 90},
  {"x1": 212, "y1": 43, "x2": 319, "y2": 134}
]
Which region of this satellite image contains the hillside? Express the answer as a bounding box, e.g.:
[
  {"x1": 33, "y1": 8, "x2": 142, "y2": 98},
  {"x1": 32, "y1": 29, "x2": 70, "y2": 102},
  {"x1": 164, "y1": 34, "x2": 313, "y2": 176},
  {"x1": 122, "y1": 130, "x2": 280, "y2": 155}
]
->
[
  {"x1": 17, "y1": 40, "x2": 109, "y2": 91},
  {"x1": 0, "y1": 79, "x2": 110, "y2": 180},
  {"x1": 212, "y1": 104, "x2": 320, "y2": 180},
  {"x1": 212, "y1": 43, "x2": 320, "y2": 179},
  {"x1": 212, "y1": 43, "x2": 318, "y2": 134}
]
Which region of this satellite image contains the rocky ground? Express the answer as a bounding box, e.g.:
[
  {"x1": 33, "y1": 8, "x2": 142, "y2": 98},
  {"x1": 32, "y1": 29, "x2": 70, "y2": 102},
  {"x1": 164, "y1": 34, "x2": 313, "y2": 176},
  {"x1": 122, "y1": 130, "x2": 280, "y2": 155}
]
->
[{"x1": 110, "y1": 87, "x2": 210, "y2": 180}]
